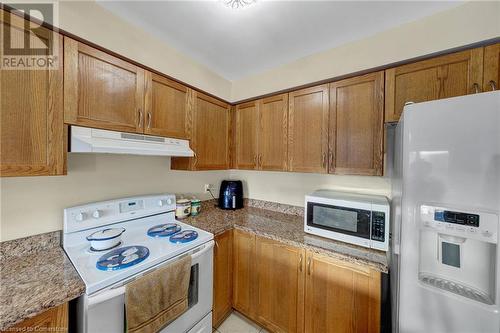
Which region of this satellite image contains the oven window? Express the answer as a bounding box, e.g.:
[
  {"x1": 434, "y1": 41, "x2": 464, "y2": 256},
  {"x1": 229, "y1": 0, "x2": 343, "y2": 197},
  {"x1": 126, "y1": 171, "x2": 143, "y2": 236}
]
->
[{"x1": 307, "y1": 202, "x2": 371, "y2": 239}]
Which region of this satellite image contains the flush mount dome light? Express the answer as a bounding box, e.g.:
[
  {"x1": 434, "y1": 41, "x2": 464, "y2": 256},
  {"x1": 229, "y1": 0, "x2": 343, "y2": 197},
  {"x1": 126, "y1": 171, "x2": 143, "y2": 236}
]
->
[{"x1": 223, "y1": 0, "x2": 257, "y2": 9}]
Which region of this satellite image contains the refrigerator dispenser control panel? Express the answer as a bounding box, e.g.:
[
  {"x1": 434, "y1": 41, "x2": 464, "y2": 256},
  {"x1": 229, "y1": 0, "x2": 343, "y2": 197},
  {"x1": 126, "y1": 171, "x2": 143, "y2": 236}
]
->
[{"x1": 419, "y1": 204, "x2": 498, "y2": 244}]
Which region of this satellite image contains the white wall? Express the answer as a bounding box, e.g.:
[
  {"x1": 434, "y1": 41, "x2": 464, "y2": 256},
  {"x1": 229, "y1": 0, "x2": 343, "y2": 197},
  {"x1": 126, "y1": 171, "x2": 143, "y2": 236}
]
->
[
  {"x1": 0, "y1": 154, "x2": 227, "y2": 241},
  {"x1": 231, "y1": 1, "x2": 500, "y2": 101},
  {"x1": 229, "y1": 170, "x2": 391, "y2": 207}
]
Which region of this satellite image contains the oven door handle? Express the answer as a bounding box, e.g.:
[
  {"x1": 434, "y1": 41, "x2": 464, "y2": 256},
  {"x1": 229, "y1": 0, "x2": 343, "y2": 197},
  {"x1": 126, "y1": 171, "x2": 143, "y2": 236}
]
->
[{"x1": 88, "y1": 286, "x2": 125, "y2": 307}]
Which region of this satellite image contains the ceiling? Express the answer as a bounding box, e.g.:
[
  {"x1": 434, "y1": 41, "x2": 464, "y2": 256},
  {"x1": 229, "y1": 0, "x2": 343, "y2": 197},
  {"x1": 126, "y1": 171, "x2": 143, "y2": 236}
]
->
[{"x1": 97, "y1": 1, "x2": 463, "y2": 81}]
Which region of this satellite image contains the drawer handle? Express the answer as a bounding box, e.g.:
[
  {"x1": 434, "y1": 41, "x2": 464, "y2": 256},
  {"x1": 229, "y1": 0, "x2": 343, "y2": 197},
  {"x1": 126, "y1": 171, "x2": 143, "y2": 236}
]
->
[
  {"x1": 489, "y1": 80, "x2": 497, "y2": 91},
  {"x1": 473, "y1": 83, "x2": 481, "y2": 94}
]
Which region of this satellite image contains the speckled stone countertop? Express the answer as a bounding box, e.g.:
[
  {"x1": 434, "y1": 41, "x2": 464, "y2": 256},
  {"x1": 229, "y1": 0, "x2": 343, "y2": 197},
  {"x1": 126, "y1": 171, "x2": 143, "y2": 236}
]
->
[
  {"x1": 183, "y1": 200, "x2": 388, "y2": 272},
  {"x1": 0, "y1": 231, "x2": 85, "y2": 331}
]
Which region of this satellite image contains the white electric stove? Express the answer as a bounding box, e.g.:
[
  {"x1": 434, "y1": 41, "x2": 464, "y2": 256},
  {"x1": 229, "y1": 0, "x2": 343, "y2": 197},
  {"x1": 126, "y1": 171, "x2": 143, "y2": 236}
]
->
[{"x1": 63, "y1": 194, "x2": 214, "y2": 333}]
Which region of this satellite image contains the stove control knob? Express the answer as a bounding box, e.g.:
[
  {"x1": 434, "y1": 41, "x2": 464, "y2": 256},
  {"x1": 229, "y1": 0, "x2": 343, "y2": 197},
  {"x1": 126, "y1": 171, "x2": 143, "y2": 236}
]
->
[
  {"x1": 75, "y1": 212, "x2": 86, "y2": 222},
  {"x1": 158, "y1": 200, "x2": 164, "y2": 207},
  {"x1": 166, "y1": 198, "x2": 173, "y2": 205},
  {"x1": 92, "y1": 210, "x2": 102, "y2": 219}
]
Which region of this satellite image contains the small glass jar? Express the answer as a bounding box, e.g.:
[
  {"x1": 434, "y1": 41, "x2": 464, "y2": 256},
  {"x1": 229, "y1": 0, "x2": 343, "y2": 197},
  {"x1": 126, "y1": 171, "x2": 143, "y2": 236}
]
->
[
  {"x1": 176, "y1": 199, "x2": 191, "y2": 219},
  {"x1": 191, "y1": 199, "x2": 201, "y2": 216}
]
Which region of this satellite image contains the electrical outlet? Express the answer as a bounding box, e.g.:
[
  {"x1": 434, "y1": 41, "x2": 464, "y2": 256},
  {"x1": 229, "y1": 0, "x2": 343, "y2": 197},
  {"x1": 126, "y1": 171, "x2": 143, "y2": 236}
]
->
[{"x1": 204, "y1": 184, "x2": 214, "y2": 193}]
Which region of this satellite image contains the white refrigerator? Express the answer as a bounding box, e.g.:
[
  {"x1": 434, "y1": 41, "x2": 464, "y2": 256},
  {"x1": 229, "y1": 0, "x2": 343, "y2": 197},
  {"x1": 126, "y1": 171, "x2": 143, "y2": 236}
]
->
[{"x1": 391, "y1": 91, "x2": 500, "y2": 332}]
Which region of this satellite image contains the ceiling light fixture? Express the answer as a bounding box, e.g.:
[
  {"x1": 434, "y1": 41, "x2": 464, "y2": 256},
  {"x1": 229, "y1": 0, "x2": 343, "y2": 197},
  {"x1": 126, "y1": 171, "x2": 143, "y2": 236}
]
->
[{"x1": 223, "y1": 0, "x2": 256, "y2": 9}]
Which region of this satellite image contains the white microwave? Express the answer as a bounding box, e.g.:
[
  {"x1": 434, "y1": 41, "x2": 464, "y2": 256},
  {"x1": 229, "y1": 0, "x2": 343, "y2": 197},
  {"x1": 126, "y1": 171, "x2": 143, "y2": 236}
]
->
[{"x1": 304, "y1": 190, "x2": 390, "y2": 251}]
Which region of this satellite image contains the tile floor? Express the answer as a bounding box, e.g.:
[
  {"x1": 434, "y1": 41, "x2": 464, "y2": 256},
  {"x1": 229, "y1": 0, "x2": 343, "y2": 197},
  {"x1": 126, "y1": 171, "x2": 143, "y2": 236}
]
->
[{"x1": 214, "y1": 311, "x2": 268, "y2": 333}]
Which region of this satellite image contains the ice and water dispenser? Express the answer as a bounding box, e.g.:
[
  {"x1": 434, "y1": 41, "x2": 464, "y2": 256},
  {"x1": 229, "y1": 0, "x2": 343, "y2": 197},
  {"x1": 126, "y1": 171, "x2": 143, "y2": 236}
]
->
[{"x1": 418, "y1": 205, "x2": 499, "y2": 305}]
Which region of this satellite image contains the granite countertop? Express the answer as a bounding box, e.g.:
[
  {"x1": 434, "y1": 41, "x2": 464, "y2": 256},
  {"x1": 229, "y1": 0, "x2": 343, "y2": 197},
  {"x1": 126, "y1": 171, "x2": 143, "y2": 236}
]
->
[
  {"x1": 0, "y1": 232, "x2": 85, "y2": 331},
  {"x1": 184, "y1": 200, "x2": 388, "y2": 272}
]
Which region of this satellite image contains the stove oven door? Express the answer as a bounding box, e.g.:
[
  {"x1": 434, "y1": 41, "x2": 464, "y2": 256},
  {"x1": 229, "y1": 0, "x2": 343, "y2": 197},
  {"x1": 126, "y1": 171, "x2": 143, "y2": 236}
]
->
[{"x1": 78, "y1": 241, "x2": 214, "y2": 333}]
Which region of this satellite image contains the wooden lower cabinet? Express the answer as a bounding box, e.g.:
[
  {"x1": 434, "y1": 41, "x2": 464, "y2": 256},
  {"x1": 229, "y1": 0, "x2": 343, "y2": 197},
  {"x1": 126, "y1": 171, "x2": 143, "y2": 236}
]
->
[
  {"x1": 304, "y1": 251, "x2": 381, "y2": 333},
  {"x1": 232, "y1": 229, "x2": 258, "y2": 320},
  {"x1": 1, "y1": 303, "x2": 68, "y2": 333},
  {"x1": 213, "y1": 230, "x2": 234, "y2": 328},
  {"x1": 256, "y1": 237, "x2": 305, "y2": 333},
  {"x1": 230, "y1": 232, "x2": 381, "y2": 333}
]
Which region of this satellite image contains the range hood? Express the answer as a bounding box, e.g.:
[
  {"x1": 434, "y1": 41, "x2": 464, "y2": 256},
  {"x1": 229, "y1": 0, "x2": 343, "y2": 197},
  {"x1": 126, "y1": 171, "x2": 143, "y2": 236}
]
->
[{"x1": 70, "y1": 126, "x2": 194, "y2": 157}]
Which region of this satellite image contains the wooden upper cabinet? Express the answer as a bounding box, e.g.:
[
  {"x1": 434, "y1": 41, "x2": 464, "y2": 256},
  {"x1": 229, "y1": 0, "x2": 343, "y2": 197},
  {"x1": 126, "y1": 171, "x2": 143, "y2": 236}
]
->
[
  {"x1": 64, "y1": 37, "x2": 145, "y2": 133},
  {"x1": 233, "y1": 229, "x2": 258, "y2": 320},
  {"x1": 235, "y1": 101, "x2": 259, "y2": 170},
  {"x1": 385, "y1": 48, "x2": 484, "y2": 122},
  {"x1": 144, "y1": 72, "x2": 190, "y2": 138},
  {"x1": 329, "y1": 72, "x2": 384, "y2": 176},
  {"x1": 191, "y1": 92, "x2": 230, "y2": 170},
  {"x1": 0, "y1": 12, "x2": 65, "y2": 177},
  {"x1": 256, "y1": 237, "x2": 304, "y2": 333},
  {"x1": 258, "y1": 94, "x2": 288, "y2": 171},
  {"x1": 213, "y1": 230, "x2": 233, "y2": 328},
  {"x1": 304, "y1": 252, "x2": 380, "y2": 333},
  {"x1": 288, "y1": 85, "x2": 329, "y2": 173},
  {"x1": 484, "y1": 43, "x2": 500, "y2": 92}
]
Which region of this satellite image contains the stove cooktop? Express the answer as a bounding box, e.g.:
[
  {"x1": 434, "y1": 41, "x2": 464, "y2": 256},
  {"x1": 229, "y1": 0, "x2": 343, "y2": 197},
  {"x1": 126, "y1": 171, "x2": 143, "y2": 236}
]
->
[{"x1": 63, "y1": 214, "x2": 213, "y2": 295}]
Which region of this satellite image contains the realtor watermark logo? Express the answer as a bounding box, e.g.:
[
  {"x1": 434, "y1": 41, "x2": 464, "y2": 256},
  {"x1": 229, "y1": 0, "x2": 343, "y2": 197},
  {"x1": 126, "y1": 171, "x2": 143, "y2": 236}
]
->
[{"x1": 1, "y1": 2, "x2": 59, "y2": 70}]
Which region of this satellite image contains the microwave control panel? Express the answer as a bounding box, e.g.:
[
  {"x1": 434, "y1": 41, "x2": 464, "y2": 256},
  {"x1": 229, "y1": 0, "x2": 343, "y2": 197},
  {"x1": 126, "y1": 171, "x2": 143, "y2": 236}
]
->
[
  {"x1": 371, "y1": 211, "x2": 386, "y2": 242},
  {"x1": 420, "y1": 205, "x2": 498, "y2": 244}
]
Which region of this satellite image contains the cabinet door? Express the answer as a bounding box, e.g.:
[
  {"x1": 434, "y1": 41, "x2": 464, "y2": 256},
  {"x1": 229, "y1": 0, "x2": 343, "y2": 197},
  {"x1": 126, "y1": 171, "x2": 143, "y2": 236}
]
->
[
  {"x1": 0, "y1": 12, "x2": 64, "y2": 177},
  {"x1": 256, "y1": 237, "x2": 305, "y2": 333},
  {"x1": 1, "y1": 303, "x2": 68, "y2": 333},
  {"x1": 64, "y1": 37, "x2": 145, "y2": 133},
  {"x1": 191, "y1": 92, "x2": 230, "y2": 170},
  {"x1": 304, "y1": 252, "x2": 381, "y2": 333},
  {"x1": 385, "y1": 48, "x2": 484, "y2": 122},
  {"x1": 288, "y1": 85, "x2": 329, "y2": 173},
  {"x1": 258, "y1": 94, "x2": 288, "y2": 171},
  {"x1": 235, "y1": 101, "x2": 258, "y2": 170},
  {"x1": 233, "y1": 229, "x2": 257, "y2": 320},
  {"x1": 484, "y1": 43, "x2": 500, "y2": 92},
  {"x1": 144, "y1": 72, "x2": 189, "y2": 138},
  {"x1": 329, "y1": 72, "x2": 384, "y2": 176},
  {"x1": 213, "y1": 230, "x2": 233, "y2": 328}
]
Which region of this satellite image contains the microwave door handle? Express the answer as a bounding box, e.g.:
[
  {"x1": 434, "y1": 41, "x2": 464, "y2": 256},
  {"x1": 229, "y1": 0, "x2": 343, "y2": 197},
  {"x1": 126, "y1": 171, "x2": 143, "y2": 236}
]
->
[{"x1": 87, "y1": 286, "x2": 126, "y2": 307}]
